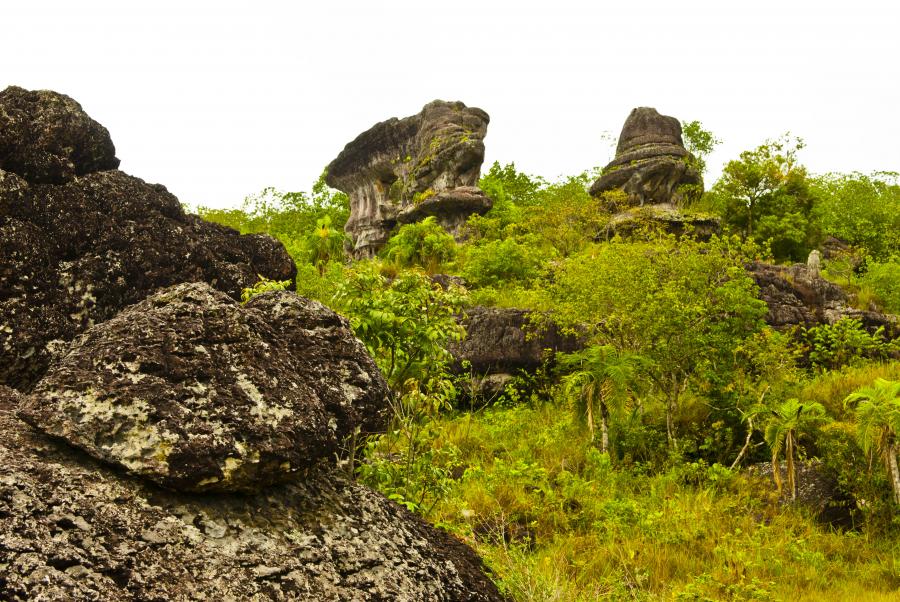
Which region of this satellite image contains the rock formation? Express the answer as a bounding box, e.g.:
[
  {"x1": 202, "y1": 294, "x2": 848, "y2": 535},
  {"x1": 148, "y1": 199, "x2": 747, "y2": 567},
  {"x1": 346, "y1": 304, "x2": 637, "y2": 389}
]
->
[
  {"x1": 591, "y1": 107, "x2": 717, "y2": 237},
  {"x1": 1, "y1": 384, "x2": 503, "y2": 601},
  {"x1": 0, "y1": 86, "x2": 296, "y2": 391},
  {"x1": 451, "y1": 307, "x2": 583, "y2": 399},
  {"x1": 19, "y1": 283, "x2": 389, "y2": 493},
  {"x1": 0, "y1": 87, "x2": 504, "y2": 600},
  {"x1": 749, "y1": 261, "x2": 897, "y2": 334},
  {"x1": 326, "y1": 100, "x2": 492, "y2": 257}
]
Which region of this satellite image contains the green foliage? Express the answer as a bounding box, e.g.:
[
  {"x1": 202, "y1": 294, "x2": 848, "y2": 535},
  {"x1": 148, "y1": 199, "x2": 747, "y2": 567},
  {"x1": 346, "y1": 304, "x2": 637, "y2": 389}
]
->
[
  {"x1": 307, "y1": 215, "x2": 345, "y2": 276},
  {"x1": 382, "y1": 216, "x2": 456, "y2": 273},
  {"x1": 240, "y1": 275, "x2": 291, "y2": 304},
  {"x1": 681, "y1": 120, "x2": 721, "y2": 177},
  {"x1": 332, "y1": 262, "x2": 467, "y2": 387},
  {"x1": 198, "y1": 170, "x2": 349, "y2": 265},
  {"x1": 804, "y1": 318, "x2": 898, "y2": 371},
  {"x1": 812, "y1": 172, "x2": 900, "y2": 261},
  {"x1": 859, "y1": 258, "x2": 900, "y2": 313},
  {"x1": 708, "y1": 136, "x2": 820, "y2": 262},
  {"x1": 557, "y1": 345, "x2": 647, "y2": 452},
  {"x1": 844, "y1": 378, "x2": 900, "y2": 505},
  {"x1": 461, "y1": 236, "x2": 549, "y2": 288},
  {"x1": 546, "y1": 235, "x2": 768, "y2": 448},
  {"x1": 759, "y1": 397, "x2": 828, "y2": 499}
]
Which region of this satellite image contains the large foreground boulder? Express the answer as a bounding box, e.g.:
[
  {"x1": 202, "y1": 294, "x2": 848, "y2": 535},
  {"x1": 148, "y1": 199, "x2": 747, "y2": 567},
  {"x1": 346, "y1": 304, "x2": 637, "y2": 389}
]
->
[
  {"x1": 19, "y1": 283, "x2": 389, "y2": 493},
  {"x1": 0, "y1": 387, "x2": 504, "y2": 601},
  {"x1": 0, "y1": 87, "x2": 296, "y2": 391},
  {"x1": 326, "y1": 100, "x2": 492, "y2": 257}
]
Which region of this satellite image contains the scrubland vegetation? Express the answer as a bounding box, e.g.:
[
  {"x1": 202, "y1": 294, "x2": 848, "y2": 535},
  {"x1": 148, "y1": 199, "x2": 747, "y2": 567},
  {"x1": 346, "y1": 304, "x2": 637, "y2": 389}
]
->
[{"x1": 200, "y1": 130, "x2": 900, "y2": 600}]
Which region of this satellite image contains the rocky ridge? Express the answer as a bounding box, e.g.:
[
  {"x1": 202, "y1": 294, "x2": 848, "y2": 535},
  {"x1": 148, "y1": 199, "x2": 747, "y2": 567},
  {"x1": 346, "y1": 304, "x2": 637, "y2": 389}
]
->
[{"x1": 326, "y1": 100, "x2": 492, "y2": 257}]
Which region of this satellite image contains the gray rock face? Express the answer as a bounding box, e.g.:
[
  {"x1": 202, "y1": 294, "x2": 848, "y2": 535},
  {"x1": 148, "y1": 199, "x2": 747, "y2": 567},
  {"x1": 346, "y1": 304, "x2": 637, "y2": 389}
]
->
[
  {"x1": 590, "y1": 107, "x2": 701, "y2": 206},
  {"x1": 0, "y1": 87, "x2": 297, "y2": 392},
  {"x1": 451, "y1": 307, "x2": 583, "y2": 399},
  {"x1": 19, "y1": 283, "x2": 389, "y2": 493},
  {"x1": 748, "y1": 261, "x2": 897, "y2": 334},
  {"x1": 0, "y1": 388, "x2": 504, "y2": 601},
  {"x1": 0, "y1": 86, "x2": 120, "y2": 184},
  {"x1": 326, "y1": 100, "x2": 492, "y2": 257}
]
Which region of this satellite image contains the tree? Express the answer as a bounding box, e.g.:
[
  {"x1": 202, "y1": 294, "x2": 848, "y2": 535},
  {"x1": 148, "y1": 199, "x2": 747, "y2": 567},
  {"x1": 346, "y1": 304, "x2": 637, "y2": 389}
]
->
[
  {"x1": 307, "y1": 215, "x2": 345, "y2": 276},
  {"x1": 382, "y1": 217, "x2": 456, "y2": 273},
  {"x1": 681, "y1": 120, "x2": 721, "y2": 178},
  {"x1": 546, "y1": 235, "x2": 767, "y2": 449},
  {"x1": 844, "y1": 379, "x2": 900, "y2": 505},
  {"x1": 332, "y1": 262, "x2": 467, "y2": 387},
  {"x1": 558, "y1": 345, "x2": 646, "y2": 453},
  {"x1": 709, "y1": 136, "x2": 820, "y2": 262},
  {"x1": 761, "y1": 398, "x2": 828, "y2": 501}
]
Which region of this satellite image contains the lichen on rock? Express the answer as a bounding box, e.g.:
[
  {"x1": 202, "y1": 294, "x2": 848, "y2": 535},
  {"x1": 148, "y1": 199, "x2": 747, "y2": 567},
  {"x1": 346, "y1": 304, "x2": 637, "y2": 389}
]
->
[
  {"x1": 326, "y1": 100, "x2": 492, "y2": 257},
  {"x1": 18, "y1": 282, "x2": 390, "y2": 493}
]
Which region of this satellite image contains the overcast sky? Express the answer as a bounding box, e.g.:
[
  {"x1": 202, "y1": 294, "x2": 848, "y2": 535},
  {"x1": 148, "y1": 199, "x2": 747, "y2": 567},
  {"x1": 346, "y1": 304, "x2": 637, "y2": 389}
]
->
[{"x1": 3, "y1": 1, "x2": 898, "y2": 208}]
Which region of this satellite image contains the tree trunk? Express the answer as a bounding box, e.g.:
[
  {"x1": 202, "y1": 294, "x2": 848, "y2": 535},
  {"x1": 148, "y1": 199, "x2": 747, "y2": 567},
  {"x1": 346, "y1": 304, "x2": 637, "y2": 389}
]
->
[
  {"x1": 730, "y1": 417, "x2": 754, "y2": 470},
  {"x1": 771, "y1": 451, "x2": 782, "y2": 497},
  {"x1": 786, "y1": 433, "x2": 796, "y2": 502},
  {"x1": 600, "y1": 401, "x2": 610, "y2": 454},
  {"x1": 887, "y1": 442, "x2": 900, "y2": 506},
  {"x1": 586, "y1": 395, "x2": 595, "y2": 442}
]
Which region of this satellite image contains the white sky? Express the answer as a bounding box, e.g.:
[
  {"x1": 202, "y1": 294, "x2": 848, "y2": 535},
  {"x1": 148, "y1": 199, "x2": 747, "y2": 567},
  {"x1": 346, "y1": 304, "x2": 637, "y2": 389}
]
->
[{"x1": 3, "y1": 1, "x2": 898, "y2": 208}]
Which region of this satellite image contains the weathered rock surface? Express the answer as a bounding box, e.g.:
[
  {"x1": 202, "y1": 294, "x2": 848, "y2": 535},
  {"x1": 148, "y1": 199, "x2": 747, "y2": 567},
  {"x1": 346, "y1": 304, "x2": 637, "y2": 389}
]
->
[
  {"x1": 451, "y1": 307, "x2": 583, "y2": 398},
  {"x1": 0, "y1": 87, "x2": 296, "y2": 392},
  {"x1": 19, "y1": 283, "x2": 389, "y2": 493},
  {"x1": 0, "y1": 86, "x2": 120, "y2": 184},
  {"x1": 326, "y1": 100, "x2": 492, "y2": 257},
  {"x1": 0, "y1": 388, "x2": 504, "y2": 601},
  {"x1": 590, "y1": 107, "x2": 714, "y2": 238},
  {"x1": 749, "y1": 461, "x2": 852, "y2": 527},
  {"x1": 748, "y1": 261, "x2": 897, "y2": 334},
  {"x1": 590, "y1": 107, "x2": 701, "y2": 206}
]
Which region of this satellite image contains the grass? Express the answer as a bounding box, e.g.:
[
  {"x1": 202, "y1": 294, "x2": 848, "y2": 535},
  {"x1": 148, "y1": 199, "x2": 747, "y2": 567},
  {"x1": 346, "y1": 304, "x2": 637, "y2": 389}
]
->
[{"x1": 387, "y1": 400, "x2": 900, "y2": 600}]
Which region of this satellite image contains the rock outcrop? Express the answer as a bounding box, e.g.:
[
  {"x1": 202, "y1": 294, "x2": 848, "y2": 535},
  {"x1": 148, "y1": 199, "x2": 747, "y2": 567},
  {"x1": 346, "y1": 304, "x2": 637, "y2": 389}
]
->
[
  {"x1": 748, "y1": 261, "x2": 897, "y2": 334},
  {"x1": 590, "y1": 107, "x2": 716, "y2": 238},
  {"x1": 19, "y1": 283, "x2": 389, "y2": 493},
  {"x1": 0, "y1": 386, "x2": 503, "y2": 601},
  {"x1": 0, "y1": 87, "x2": 297, "y2": 391},
  {"x1": 326, "y1": 101, "x2": 492, "y2": 257},
  {"x1": 451, "y1": 307, "x2": 583, "y2": 399}
]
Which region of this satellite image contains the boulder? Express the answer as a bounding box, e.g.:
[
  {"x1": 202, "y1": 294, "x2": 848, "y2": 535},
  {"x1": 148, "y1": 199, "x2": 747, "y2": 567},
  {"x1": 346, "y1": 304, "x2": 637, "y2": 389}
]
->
[
  {"x1": 0, "y1": 87, "x2": 297, "y2": 392},
  {"x1": 326, "y1": 100, "x2": 492, "y2": 257},
  {"x1": 748, "y1": 261, "x2": 897, "y2": 334},
  {"x1": 590, "y1": 107, "x2": 715, "y2": 237},
  {"x1": 0, "y1": 86, "x2": 120, "y2": 184},
  {"x1": 0, "y1": 389, "x2": 504, "y2": 601},
  {"x1": 451, "y1": 307, "x2": 583, "y2": 399},
  {"x1": 18, "y1": 283, "x2": 389, "y2": 493}
]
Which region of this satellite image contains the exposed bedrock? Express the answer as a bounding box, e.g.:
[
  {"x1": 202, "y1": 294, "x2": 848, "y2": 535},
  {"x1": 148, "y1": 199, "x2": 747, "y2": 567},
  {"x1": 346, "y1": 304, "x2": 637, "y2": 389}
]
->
[
  {"x1": 326, "y1": 100, "x2": 492, "y2": 257},
  {"x1": 0, "y1": 87, "x2": 297, "y2": 391},
  {"x1": 749, "y1": 261, "x2": 897, "y2": 334}
]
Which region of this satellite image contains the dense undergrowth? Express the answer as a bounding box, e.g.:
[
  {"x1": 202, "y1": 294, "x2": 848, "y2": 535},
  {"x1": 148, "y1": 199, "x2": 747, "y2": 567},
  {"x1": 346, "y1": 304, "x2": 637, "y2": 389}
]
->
[{"x1": 200, "y1": 129, "x2": 900, "y2": 600}]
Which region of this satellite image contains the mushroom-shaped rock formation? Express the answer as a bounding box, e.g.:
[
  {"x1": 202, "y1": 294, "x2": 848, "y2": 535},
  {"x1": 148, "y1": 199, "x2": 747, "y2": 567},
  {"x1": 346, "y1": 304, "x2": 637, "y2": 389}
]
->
[
  {"x1": 0, "y1": 387, "x2": 504, "y2": 601},
  {"x1": 0, "y1": 87, "x2": 296, "y2": 391},
  {"x1": 590, "y1": 107, "x2": 717, "y2": 237},
  {"x1": 326, "y1": 100, "x2": 492, "y2": 257},
  {"x1": 19, "y1": 282, "x2": 389, "y2": 493}
]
